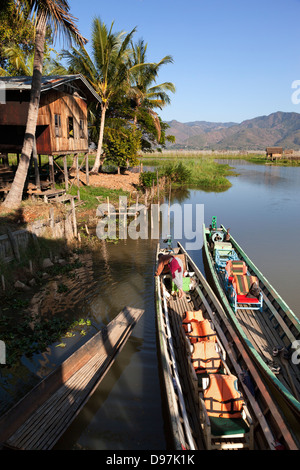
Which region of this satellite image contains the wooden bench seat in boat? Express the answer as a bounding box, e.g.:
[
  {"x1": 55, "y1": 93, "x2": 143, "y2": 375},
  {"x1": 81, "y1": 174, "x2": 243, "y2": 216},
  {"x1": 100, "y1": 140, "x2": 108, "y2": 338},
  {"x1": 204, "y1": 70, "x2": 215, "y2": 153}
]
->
[
  {"x1": 213, "y1": 241, "x2": 232, "y2": 252},
  {"x1": 199, "y1": 373, "x2": 253, "y2": 449},
  {"x1": 209, "y1": 416, "x2": 250, "y2": 436}
]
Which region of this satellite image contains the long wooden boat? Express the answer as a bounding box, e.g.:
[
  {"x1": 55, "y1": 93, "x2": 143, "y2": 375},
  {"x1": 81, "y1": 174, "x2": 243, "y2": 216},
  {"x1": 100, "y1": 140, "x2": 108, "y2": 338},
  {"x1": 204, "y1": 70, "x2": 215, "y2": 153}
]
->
[
  {"x1": 202, "y1": 218, "x2": 300, "y2": 441},
  {"x1": 0, "y1": 306, "x2": 143, "y2": 450},
  {"x1": 155, "y1": 241, "x2": 300, "y2": 450}
]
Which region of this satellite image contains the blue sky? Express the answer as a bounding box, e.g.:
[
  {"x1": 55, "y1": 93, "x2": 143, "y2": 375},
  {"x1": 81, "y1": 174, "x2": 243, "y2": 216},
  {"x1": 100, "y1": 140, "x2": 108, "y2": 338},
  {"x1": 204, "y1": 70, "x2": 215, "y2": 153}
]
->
[{"x1": 67, "y1": 0, "x2": 300, "y2": 123}]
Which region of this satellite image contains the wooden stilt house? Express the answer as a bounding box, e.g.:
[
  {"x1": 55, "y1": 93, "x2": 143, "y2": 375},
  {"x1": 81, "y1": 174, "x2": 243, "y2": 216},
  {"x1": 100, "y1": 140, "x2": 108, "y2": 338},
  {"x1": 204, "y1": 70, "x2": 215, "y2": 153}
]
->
[{"x1": 0, "y1": 74, "x2": 100, "y2": 194}]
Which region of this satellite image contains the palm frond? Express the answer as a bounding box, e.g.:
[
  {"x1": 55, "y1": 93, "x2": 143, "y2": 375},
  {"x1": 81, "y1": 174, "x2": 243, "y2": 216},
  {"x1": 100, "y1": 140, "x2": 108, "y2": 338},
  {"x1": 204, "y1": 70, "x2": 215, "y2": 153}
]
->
[{"x1": 16, "y1": 0, "x2": 87, "y2": 46}]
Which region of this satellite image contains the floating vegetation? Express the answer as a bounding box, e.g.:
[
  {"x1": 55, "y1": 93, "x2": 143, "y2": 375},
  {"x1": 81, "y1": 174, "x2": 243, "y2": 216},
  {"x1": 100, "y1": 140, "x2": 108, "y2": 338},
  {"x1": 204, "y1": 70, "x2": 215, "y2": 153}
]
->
[{"x1": 0, "y1": 314, "x2": 93, "y2": 366}]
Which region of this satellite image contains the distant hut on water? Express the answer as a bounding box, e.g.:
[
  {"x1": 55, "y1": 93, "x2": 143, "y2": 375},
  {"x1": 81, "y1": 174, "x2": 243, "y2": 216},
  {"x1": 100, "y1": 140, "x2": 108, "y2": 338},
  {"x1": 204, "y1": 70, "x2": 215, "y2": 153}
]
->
[{"x1": 265, "y1": 147, "x2": 283, "y2": 161}]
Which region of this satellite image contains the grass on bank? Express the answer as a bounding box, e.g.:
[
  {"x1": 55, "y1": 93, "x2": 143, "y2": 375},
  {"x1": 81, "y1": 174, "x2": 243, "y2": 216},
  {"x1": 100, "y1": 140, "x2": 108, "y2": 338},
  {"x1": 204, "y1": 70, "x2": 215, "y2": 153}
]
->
[
  {"x1": 67, "y1": 184, "x2": 130, "y2": 211},
  {"x1": 141, "y1": 154, "x2": 238, "y2": 191}
]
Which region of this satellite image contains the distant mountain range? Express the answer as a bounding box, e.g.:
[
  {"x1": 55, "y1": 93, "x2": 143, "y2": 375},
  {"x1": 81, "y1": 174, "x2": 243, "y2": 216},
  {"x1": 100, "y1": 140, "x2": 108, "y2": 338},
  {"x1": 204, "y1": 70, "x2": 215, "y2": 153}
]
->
[{"x1": 165, "y1": 111, "x2": 300, "y2": 150}]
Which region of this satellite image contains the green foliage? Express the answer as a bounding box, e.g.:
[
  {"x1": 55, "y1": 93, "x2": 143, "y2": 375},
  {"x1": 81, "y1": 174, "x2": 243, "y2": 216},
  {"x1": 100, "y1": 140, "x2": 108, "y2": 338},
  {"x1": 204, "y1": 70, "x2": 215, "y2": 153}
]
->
[
  {"x1": 139, "y1": 171, "x2": 157, "y2": 188},
  {"x1": 140, "y1": 153, "x2": 235, "y2": 191},
  {"x1": 0, "y1": 1, "x2": 55, "y2": 76},
  {"x1": 0, "y1": 2, "x2": 35, "y2": 72},
  {"x1": 0, "y1": 305, "x2": 93, "y2": 365},
  {"x1": 161, "y1": 162, "x2": 192, "y2": 184},
  {"x1": 103, "y1": 125, "x2": 141, "y2": 168}
]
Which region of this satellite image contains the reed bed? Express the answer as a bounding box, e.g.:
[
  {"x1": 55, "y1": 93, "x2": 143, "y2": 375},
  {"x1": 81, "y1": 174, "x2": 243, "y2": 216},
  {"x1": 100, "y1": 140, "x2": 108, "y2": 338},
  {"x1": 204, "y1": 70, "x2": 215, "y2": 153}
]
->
[{"x1": 140, "y1": 152, "x2": 239, "y2": 191}]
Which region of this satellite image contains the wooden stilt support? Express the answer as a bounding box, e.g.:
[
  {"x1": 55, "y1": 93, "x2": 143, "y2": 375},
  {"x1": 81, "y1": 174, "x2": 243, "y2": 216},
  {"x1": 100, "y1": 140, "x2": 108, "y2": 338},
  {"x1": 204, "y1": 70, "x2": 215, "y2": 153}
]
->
[
  {"x1": 33, "y1": 137, "x2": 41, "y2": 191},
  {"x1": 75, "y1": 154, "x2": 79, "y2": 187},
  {"x1": 63, "y1": 155, "x2": 69, "y2": 191},
  {"x1": 71, "y1": 197, "x2": 77, "y2": 238},
  {"x1": 85, "y1": 153, "x2": 89, "y2": 185},
  {"x1": 49, "y1": 156, "x2": 55, "y2": 189}
]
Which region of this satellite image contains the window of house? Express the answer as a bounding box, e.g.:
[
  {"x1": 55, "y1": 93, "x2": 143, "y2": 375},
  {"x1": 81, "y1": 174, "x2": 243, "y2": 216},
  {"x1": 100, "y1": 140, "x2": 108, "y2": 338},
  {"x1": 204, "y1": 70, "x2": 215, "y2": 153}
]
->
[
  {"x1": 67, "y1": 116, "x2": 74, "y2": 138},
  {"x1": 79, "y1": 119, "x2": 85, "y2": 138},
  {"x1": 54, "y1": 114, "x2": 62, "y2": 137}
]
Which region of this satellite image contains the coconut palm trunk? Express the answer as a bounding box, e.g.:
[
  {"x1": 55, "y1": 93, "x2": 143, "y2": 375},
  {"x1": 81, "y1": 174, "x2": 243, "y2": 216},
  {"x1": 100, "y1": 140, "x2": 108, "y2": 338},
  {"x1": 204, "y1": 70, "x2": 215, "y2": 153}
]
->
[
  {"x1": 91, "y1": 103, "x2": 107, "y2": 174},
  {"x1": 3, "y1": 12, "x2": 47, "y2": 209},
  {"x1": 2, "y1": 1, "x2": 85, "y2": 209}
]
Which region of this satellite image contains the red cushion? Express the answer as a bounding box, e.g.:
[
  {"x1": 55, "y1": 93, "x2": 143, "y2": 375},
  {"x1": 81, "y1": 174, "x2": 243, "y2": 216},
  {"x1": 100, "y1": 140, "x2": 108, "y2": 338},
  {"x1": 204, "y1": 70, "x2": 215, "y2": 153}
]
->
[{"x1": 237, "y1": 294, "x2": 259, "y2": 303}]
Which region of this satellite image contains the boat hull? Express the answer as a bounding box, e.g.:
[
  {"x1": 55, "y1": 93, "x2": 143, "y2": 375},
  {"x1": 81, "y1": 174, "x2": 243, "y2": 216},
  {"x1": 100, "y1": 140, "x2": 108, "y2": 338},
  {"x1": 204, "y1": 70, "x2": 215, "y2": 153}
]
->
[
  {"x1": 155, "y1": 242, "x2": 300, "y2": 450},
  {"x1": 0, "y1": 306, "x2": 144, "y2": 450},
  {"x1": 202, "y1": 223, "x2": 300, "y2": 440}
]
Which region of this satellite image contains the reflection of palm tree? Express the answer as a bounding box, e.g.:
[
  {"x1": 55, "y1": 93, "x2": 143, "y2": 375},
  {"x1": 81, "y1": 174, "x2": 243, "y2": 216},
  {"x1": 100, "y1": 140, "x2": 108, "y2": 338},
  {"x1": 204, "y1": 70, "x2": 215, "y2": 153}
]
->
[
  {"x1": 3, "y1": 0, "x2": 85, "y2": 209},
  {"x1": 128, "y1": 39, "x2": 175, "y2": 142},
  {"x1": 63, "y1": 17, "x2": 136, "y2": 174}
]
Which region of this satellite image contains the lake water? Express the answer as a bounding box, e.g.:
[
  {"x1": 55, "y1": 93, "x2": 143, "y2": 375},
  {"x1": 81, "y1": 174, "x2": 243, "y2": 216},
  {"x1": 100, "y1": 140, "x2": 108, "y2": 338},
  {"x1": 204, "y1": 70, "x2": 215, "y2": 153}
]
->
[
  {"x1": 54, "y1": 159, "x2": 300, "y2": 450},
  {"x1": 2, "y1": 160, "x2": 298, "y2": 450}
]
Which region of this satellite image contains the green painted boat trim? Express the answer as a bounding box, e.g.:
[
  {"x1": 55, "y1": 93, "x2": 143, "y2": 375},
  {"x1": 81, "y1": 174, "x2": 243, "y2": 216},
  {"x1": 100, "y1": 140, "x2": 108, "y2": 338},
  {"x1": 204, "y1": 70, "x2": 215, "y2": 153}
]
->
[{"x1": 202, "y1": 223, "x2": 300, "y2": 415}]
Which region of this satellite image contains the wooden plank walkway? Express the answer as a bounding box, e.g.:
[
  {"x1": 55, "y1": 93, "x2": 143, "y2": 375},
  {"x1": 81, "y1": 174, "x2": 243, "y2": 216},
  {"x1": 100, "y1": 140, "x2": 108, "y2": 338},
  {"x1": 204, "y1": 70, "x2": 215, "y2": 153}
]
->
[{"x1": 1, "y1": 307, "x2": 143, "y2": 450}]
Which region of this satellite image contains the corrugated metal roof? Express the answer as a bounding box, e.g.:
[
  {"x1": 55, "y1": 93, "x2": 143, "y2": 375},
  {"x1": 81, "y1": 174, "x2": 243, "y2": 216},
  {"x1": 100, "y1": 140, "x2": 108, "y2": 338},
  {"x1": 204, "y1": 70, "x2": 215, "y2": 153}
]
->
[{"x1": 0, "y1": 74, "x2": 101, "y2": 103}]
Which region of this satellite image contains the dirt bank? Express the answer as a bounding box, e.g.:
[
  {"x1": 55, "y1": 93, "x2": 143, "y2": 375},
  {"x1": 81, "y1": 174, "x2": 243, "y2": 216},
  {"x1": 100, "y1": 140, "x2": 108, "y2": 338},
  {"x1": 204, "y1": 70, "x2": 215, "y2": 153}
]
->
[{"x1": 77, "y1": 170, "x2": 140, "y2": 192}]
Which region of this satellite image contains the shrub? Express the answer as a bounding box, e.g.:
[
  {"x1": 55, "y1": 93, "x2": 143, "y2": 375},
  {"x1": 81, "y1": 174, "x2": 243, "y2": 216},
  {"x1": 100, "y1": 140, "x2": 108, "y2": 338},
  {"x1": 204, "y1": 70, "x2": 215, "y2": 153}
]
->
[
  {"x1": 139, "y1": 171, "x2": 157, "y2": 188},
  {"x1": 161, "y1": 162, "x2": 192, "y2": 184}
]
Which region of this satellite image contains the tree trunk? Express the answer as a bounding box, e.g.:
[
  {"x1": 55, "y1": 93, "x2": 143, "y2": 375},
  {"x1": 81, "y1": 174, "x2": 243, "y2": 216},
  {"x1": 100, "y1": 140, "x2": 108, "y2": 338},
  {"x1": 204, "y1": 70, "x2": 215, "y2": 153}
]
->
[
  {"x1": 3, "y1": 13, "x2": 47, "y2": 209},
  {"x1": 91, "y1": 104, "x2": 107, "y2": 174}
]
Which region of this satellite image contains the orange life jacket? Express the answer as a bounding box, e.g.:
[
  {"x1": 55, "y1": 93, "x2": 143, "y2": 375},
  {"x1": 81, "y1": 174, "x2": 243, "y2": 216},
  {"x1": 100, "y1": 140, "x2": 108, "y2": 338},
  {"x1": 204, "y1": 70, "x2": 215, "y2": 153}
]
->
[
  {"x1": 203, "y1": 373, "x2": 244, "y2": 419},
  {"x1": 186, "y1": 319, "x2": 217, "y2": 344},
  {"x1": 191, "y1": 340, "x2": 221, "y2": 374},
  {"x1": 182, "y1": 310, "x2": 204, "y2": 332}
]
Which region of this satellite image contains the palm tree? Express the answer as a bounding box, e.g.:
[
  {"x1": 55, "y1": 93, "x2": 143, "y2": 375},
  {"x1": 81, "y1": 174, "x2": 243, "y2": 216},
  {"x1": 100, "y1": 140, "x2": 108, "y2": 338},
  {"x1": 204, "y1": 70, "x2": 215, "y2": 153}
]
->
[
  {"x1": 128, "y1": 39, "x2": 175, "y2": 143},
  {"x1": 0, "y1": 40, "x2": 57, "y2": 76},
  {"x1": 3, "y1": 0, "x2": 86, "y2": 208},
  {"x1": 63, "y1": 17, "x2": 136, "y2": 174}
]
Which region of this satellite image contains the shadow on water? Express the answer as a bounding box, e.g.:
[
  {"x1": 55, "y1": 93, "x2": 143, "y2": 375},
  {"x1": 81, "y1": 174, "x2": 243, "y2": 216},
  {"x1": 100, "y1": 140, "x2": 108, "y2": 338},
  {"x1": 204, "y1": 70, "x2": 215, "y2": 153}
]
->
[
  {"x1": 54, "y1": 237, "x2": 167, "y2": 450},
  {"x1": 0, "y1": 206, "x2": 166, "y2": 449}
]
